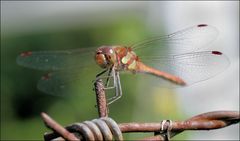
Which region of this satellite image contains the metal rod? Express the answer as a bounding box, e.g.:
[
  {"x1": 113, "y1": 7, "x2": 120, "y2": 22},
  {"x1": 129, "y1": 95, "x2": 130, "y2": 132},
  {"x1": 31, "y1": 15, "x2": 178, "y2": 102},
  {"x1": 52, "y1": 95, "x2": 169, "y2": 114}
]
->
[
  {"x1": 94, "y1": 79, "x2": 108, "y2": 117},
  {"x1": 41, "y1": 112, "x2": 79, "y2": 141}
]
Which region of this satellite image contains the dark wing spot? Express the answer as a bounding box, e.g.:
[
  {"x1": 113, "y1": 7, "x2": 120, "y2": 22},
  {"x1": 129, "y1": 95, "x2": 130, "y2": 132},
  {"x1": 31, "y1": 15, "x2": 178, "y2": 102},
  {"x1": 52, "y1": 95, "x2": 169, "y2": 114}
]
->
[
  {"x1": 212, "y1": 51, "x2": 222, "y2": 55},
  {"x1": 197, "y1": 24, "x2": 208, "y2": 27},
  {"x1": 20, "y1": 51, "x2": 32, "y2": 57},
  {"x1": 41, "y1": 73, "x2": 52, "y2": 80}
]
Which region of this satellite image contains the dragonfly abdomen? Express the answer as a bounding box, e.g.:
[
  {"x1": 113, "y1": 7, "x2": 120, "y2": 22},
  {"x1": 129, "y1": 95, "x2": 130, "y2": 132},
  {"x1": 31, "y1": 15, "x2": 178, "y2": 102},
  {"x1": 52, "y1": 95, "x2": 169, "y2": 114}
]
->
[{"x1": 136, "y1": 62, "x2": 186, "y2": 85}]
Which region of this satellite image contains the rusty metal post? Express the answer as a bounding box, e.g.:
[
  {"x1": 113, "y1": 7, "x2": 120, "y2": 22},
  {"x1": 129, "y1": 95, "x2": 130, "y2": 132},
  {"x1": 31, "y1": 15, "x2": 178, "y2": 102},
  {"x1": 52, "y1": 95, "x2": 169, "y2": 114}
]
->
[{"x1": 94, "y1": 79, "x2": 108, "y2": 117}]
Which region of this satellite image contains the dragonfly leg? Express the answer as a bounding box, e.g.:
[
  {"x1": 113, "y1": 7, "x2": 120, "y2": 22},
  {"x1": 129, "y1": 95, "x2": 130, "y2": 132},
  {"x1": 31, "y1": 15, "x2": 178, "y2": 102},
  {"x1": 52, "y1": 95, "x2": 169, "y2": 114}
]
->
[
  {"x1": 95, "y1": 68, "x2": 123, "y2": 105},
  {"x1": 95, "y1": 67, "x2": 115, "y2": 89},
  {"x1": 107, "y1": 71, "x2": 122, "y2": 105},
  {"x1": 103, "y1": 67, "x2": 116, "y2": 89},
  {"x1": 93, "y1": 69, "x2": 108, "y2": 91},
  {"x1": 105, "y1": 68, "x2": 113, "y2": 87},
  {"x1": 96, "y1": 69, "x2": 108, "y2": 78}
]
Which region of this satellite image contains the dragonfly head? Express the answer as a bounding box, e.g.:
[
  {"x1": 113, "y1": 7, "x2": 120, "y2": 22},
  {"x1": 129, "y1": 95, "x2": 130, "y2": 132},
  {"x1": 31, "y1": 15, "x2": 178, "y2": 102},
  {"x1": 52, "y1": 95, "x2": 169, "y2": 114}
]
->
[{"x1": 95, "y1": 46, "x2": 117, "y2": 69}]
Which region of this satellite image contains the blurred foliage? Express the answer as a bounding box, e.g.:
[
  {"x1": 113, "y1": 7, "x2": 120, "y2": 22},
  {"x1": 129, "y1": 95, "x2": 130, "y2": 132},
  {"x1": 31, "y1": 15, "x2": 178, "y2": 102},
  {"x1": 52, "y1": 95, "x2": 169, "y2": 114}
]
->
[{"x1": 1, "y1": 16, "x2": 187, "y2": 140}]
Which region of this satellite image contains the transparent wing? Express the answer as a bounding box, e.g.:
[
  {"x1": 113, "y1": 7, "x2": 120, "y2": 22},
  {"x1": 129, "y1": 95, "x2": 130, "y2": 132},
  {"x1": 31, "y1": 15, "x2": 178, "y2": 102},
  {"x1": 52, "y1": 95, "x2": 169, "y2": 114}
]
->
[
  {"x1": 37, "y1": 67, "x2": 98, "y2": 96},
  {"x1": 140, "y1": 51, "x2": 230, "y2": 85},
  {"x1": 37, "y1": 71, "x2": 78, "y2": 96},
  {"x1": 17, "y1": 47, "x2": 96, "y2": 71},
  {"x1": 132, "y1": 24, "x2": 219, "y2": 55}
]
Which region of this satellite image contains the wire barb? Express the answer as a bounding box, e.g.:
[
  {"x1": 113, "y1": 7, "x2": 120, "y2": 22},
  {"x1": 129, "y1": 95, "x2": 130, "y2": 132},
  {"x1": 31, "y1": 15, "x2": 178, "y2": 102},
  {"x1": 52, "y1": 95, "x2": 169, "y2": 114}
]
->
[{"x1": 156, "y1": 120, "x2": 172, "y2": 141}]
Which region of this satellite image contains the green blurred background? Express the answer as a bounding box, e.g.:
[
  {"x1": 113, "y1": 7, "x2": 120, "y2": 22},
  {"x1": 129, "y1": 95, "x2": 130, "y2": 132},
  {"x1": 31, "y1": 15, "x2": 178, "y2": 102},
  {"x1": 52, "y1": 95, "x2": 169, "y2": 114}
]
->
[{"x1": 1, "y1": 1, "x2": 239, "y2": 140}]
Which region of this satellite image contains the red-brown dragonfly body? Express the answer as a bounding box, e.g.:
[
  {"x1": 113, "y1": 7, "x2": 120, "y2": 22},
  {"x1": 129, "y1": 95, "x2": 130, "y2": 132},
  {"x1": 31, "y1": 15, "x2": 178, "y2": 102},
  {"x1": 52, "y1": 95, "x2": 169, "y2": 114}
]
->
[{"x1": 95, "y1": 46, "x2": 186, "y2": 85}]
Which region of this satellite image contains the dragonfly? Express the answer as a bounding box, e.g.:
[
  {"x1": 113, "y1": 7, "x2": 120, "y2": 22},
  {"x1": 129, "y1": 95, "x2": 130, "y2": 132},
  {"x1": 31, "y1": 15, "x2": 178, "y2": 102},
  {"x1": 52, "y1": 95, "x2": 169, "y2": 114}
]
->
[{"x1": 17, "y1": 24, "x2": 230, "y2": 104}]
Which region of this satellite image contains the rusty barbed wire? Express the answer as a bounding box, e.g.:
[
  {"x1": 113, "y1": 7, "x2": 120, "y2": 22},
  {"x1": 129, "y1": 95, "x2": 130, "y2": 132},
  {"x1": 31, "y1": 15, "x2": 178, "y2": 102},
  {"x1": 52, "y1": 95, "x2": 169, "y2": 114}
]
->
[
  {"x1": 42, "y1": 111, "x2": 239, "y2": 140},
  {"x1": 42, "y1": 79, "x2": 240, "y2": 140}
]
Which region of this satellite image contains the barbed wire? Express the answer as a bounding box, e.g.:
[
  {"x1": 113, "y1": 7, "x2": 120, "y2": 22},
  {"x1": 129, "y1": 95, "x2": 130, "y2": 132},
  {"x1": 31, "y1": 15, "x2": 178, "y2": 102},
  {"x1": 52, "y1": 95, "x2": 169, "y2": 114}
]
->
[
  {"x1": 42, "y1": 111, "x2": 239, "y2": 140},
  {"x1": 41, "y1": 79, "x2": 239, "y2": 140}
]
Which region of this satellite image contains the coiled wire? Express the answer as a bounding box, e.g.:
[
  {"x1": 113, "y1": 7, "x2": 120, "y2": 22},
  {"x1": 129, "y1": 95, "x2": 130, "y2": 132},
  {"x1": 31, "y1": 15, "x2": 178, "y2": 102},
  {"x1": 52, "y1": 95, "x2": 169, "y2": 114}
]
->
[{"x1": 71, "y1": 117, "x2": 123, "y2": 141}]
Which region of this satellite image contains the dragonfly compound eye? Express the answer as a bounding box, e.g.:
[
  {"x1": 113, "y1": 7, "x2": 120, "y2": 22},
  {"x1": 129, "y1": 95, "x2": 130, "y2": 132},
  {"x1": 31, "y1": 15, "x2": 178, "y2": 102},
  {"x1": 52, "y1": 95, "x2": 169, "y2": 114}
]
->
[{"x1": 95, "y1": 52, "x2": 108, "y2": 68}]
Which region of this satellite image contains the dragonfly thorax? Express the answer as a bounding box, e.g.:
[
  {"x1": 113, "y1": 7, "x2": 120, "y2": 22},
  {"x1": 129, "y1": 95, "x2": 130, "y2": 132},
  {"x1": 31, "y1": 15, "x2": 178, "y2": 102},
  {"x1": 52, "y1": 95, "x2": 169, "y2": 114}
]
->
[{"x1": 95, "y1": 46, "x2": 117, "y2": 69}]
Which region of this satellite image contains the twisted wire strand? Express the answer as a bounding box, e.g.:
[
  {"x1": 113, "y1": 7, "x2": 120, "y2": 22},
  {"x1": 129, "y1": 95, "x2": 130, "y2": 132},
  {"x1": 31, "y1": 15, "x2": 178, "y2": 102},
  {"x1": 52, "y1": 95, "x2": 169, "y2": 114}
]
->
[
  {"x1": 100, "y1": 117, "x2": 123, "y2": 140},
  {"x1": 72, "y1": 123, "x2": 95, "y2": 141},
  {"x1": 54, "y1": 118, "x2": 123, "y2": 141},
  {"x1": 83, "y1": 121, "x2": 104, "y2": 141},
  {"x1": 92, "y1": 119, "x2": 113, "y2": 140}
]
